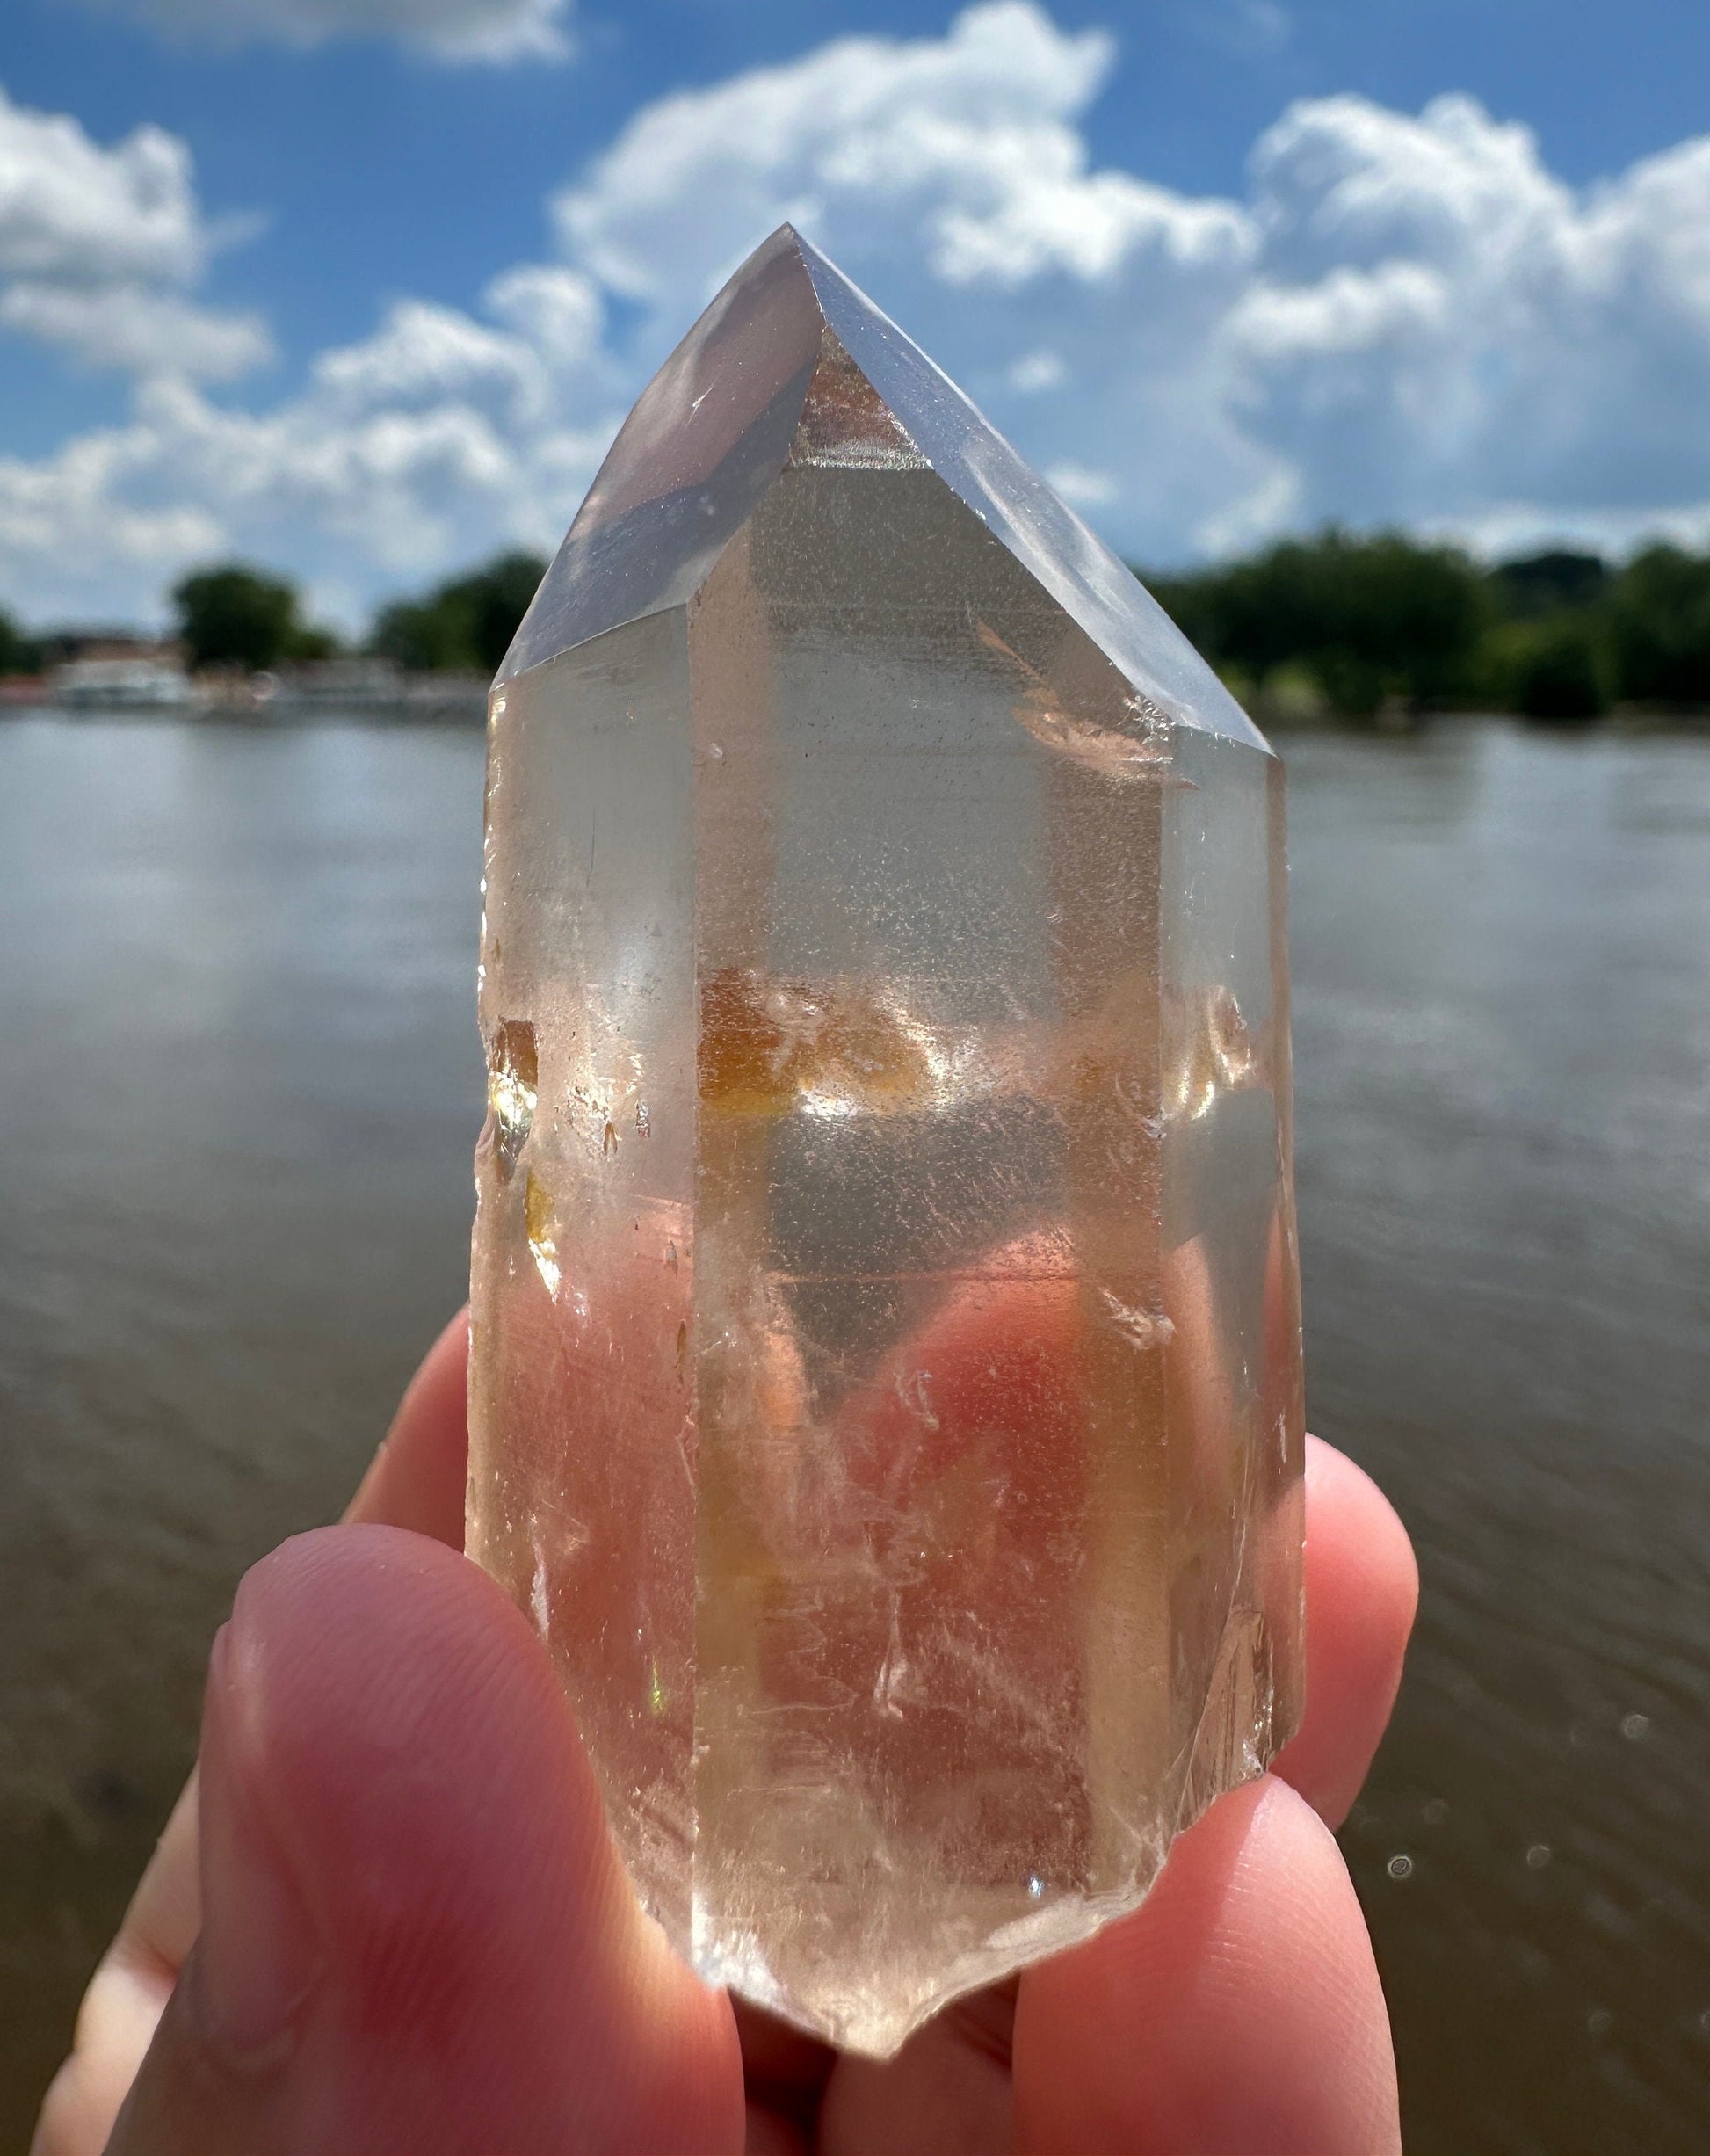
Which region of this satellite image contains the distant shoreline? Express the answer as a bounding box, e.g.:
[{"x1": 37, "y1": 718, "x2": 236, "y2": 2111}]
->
[
  {"x1": 5, "y1": 700, "x2": 1709, "y2": 736},
  {"x1": 0, "y1": 692, "x2": 486, "y2": 726}
]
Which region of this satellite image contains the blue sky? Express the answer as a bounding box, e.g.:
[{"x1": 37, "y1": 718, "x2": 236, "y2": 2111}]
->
[{"x1": 5, "y1": 0, "x2": 1710, "y2": 628}]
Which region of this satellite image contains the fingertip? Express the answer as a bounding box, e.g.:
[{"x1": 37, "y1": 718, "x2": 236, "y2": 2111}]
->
[
  {"x1": 1277, "y1": 1437, "x2": 1417, "y2": 1825},
  {"x1": 346, "y1": 1311, "x2": 470, "y2": 1544},
  {"x1": 1015, "y1": 1776, "x2": 1400, "y2": 2156},
  {"x1": 1305, "y1": 1434, "x2": 1419, "y2": 1643}
]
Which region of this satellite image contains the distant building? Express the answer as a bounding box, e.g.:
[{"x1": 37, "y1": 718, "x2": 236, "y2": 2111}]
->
[
  {"x1": 41, "y1": 629, "x2": 188, "y2": 669},
  {"x1": 266, "y1": 658, "x2": 486, "y2": 722},
  {"x1": 269, "y1": 657, "x2": 403, "y2": 710},
  {"x1": 52, "y1": 657, "x2": 195, "y2": 711}
]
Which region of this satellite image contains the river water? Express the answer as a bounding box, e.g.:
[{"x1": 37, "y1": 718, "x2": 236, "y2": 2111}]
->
[{"x1": 1, "y1": 712, "x2": 1706, "y2": 2153}]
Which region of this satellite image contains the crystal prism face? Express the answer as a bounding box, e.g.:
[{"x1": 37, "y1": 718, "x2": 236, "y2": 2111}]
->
[{"x1": 469, "y1": 226, "x2": 1303, "y2": 2058}]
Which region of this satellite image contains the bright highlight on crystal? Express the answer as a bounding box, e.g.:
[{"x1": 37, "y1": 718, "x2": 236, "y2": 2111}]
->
[{"x1": 468, "y1": 226, "x2": 1304, "y2": 2058}]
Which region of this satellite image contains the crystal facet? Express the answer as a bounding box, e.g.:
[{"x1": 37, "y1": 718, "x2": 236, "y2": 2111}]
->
[{"x1": 468, "y1": 227, "x2": 1303, "y2": 2058}]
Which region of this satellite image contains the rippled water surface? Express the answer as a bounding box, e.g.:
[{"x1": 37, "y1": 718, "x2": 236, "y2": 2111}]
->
[{"x1": 1, "y1": 713, "x2": 1706, "y2": 2153}]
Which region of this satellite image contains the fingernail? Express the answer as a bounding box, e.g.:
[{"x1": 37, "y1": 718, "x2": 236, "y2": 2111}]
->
[{"x1": 194, "y1": 1623, "x2": 327, "y2": 2061}]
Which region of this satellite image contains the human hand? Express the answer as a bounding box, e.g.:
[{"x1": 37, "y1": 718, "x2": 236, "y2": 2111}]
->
[{"x1": 37, "y1": 1313, "x2": 1415, "y2": 2155}]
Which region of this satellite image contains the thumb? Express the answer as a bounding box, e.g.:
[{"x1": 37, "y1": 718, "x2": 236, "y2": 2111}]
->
[{"x1": 108, "y1": 1526, "x2": 742, "y2": 2156}]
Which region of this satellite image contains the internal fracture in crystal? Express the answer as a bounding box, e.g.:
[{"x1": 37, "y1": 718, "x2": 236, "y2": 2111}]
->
[{"x1": 468, "y1": 226, "x2": 1304, "y2": 2058}]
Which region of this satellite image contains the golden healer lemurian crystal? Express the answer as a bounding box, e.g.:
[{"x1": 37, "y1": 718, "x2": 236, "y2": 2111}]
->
[{"x1": 468, "y1": 226, "x2": 1303, "y2": 2058}]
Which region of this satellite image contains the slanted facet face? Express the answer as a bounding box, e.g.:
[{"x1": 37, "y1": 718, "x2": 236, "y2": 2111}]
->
[{"x1": 469, "y1": 226, "x2": 1303, "y2": 2058}]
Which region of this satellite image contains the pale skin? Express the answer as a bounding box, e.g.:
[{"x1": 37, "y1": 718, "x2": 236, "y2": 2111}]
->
[{"x1": 35, "y1": 1311, "x2": 1417, "y2": 2155}]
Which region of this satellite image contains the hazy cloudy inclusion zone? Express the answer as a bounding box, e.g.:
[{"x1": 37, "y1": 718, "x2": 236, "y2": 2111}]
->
[
  {"x1": 470, "y1": 226, "x2": 1301, "y2": 2058},
  {"x1": 685, "y1": 436, "x2": 1105, "y2": 2042}
]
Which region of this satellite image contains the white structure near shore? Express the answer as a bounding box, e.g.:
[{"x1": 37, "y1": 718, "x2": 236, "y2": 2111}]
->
[
  {"x1": 40, "y1": 653, "x2": 486, "y2": 722},
  {"x1": 52, "y1": 657, "x2": 195, "y2": 710},
  {"x1": 262, "y1": 658, "x2": 485, "y2": 719}
]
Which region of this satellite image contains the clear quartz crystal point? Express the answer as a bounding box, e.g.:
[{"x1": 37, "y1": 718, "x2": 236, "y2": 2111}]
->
[{"x1": 469, "y1": 226, "x2": 1303, "y2": 2059}]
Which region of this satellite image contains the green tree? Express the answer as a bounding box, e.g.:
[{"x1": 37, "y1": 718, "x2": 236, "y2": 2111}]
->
[
  {"x1": 1148, "y1": 531, "x2": 1490, "y2": 719},
  {"x1": 289, "y1": 624, "x2": 344, "y2": 663},
  {"x1": 1489, "y1": 549, "x2": 1607, "y2": 621},
  {"x1": 172, "y1": 563, "x2": 327, "y2": 671},
  {"x1": 369, "y1": 596, "x2": 465, "y2": 673},
  {"x1": 1482, "y1": 618, "x2": 1610, "y2": 720},
  {"x1": 1607, "y1": 544, "x2": 1710, "y2": 706},
  {"x1": 0, "y1": 605, "x2": 40, "y2": 677},
  {"x1": 1243, "y1": 534, "x2": 1485, "y2": 715},
  {"x1": 371, "y1": 550, "x2": 547, "y2": 675}
]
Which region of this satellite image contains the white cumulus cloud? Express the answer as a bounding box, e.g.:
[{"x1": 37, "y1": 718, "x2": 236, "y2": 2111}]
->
[
  {"x1": 0, "y1": 84, "x2": 269, "y2": 381},
  {"x1": 0, "y1": 85, "x2": 206, "y2": 285},
  {"x1": 11, "y1": 3, "x2": 1710, "y2": 625},
  {"x1": 554, "y1": 1, "x2": 1245, "y2": 302},
  {"x1": 0, "y1": 282, "x2": 271, "y2": 379},
  {"x1": 0, "y1": 276, "x2": 619, "y2": 621},
  {"x1": 81, "y1": 0, "x2": 571, "y2": 61},
  {"x1": 1228, "y1": 93, "x2": 1710, "y2": 537}
]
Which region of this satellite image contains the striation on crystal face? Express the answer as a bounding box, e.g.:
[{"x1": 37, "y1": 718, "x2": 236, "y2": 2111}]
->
[{"x1": 468, "y1": 226, "x2": 1304, "y2": 2058}]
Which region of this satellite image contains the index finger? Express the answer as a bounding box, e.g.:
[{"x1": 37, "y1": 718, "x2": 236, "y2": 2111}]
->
[
  {"x1": 1014, "y1": 1775, "x2": 1402, "y2": 2156},
  {"x1": 1277, "y1": 1434, "x2": 1417, "y2": 1827},
  {"x1": 345, "y1": 1308, "x2": 472, "y2": 1546}
]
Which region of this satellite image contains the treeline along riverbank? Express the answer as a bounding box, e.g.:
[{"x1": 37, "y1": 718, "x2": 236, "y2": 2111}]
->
[
  {"x1": 0, "y1": 552, "x2": 548, "y2": 695},
  {"x1": 1147, "y1": 531, "x2": 1710, "y2": 724},
  {"x1": 9, "y1": 532, "x2": 1710, "y2": 725}
]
